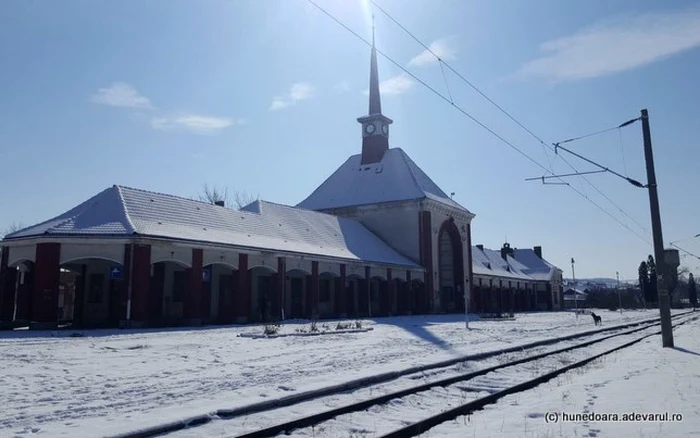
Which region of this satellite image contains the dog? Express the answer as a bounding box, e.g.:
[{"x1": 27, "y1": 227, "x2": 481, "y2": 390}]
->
[{"x1": 590, "y1": 312, "x2": 602, "y2": 326}]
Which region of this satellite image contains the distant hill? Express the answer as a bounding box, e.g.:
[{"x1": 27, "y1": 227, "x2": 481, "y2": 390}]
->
[{"x1": 563, "y1": 277, "x2": 637, "y2": 288}]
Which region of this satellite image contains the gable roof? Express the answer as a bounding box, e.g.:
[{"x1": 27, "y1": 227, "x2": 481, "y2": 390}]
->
[
  {"x1": 513, "y1": 248, "x2": 559, "y2": 281},
  {"x1": 4, "y1": 185, "x2": 420, "y2": 268},
  {"x1": 471, "y1": 245, "x2": 562, "y2": 283},
  {"x1": 297, "y1": 148, "x2": 472, "y2": 213}
]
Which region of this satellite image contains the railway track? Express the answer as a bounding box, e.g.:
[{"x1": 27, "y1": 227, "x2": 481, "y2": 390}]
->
[
  {"x1": 211, "y1": 313, "x2": 696, "y2": 438},
  {"x1": 125, "y1": 311, "x2": 695, "y2": 438}
]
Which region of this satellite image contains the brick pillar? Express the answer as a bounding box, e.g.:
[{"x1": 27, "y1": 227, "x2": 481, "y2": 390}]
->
[
  {"x1": 0, "y1": 246, "x2": 15, "y2": 321},
  {"x1": 405, "y1": 270, "x2": 412, "y2": 315},
  {"x1": 364, "y1": 266, "x2": 371, "y2": 317},
  {"x1": 32, "y1": 243, "x2": 61, "y2": 326},
  {"x1": 275, "y1": 257, "x2": 286, "y2": 321},
  {"x1": 466, "y1": 223, "x2": 474, "y2": 313},
  {"x1": 311, "y1": 261, "x2": 319, "y2": 319},
  {"x1": 119, "y1": 244, "x2": 132, "y2": 323},
  {"x1": 184, "y1": 248, "x2": 203, "y2": 325},
  {"x1": 386, "y1": 268, "x2": 395, "y2": 316},
  {"x1": 236, "y1": 253, "x2": 249, "y2": 322},
  {"x1": 337, "y1": 264, "x2": 346, "y2": 317},
  {"x1": 419, "y1": 211, "x2": 433, "y2": 314},
  {"x1": 130, "y1": 244, "x2": 151, "y2": 326}
]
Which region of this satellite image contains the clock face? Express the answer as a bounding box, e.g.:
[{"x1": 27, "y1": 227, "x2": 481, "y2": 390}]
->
[
  {"x1": 365, "y1": 123, "x2": 376, "y2": 134},
  {"x1": 381, "y1": 124, "x2": 389, "y2": 135}
]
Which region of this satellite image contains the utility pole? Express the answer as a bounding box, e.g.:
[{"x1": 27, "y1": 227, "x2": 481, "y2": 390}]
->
[
  {"x1": 641, "y1": 108, "x2": 674, "y2": 348},
  {"x1": 616, "y1": 271, "x2": 622, "y2": 315},
  {"x1": 571, "y1": 257, "x2": 578, "y2": 318}
]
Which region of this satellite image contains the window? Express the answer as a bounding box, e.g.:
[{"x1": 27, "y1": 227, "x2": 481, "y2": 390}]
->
[
  {"x1": 320, "y1": 278, "x2": 332, "y2": 302},
  {"x1": 173, "y1": 270, "x2": 186, "y2": 302},
  {"x1": 88, "y1": 274, "x2": 104, "y2": 304}
]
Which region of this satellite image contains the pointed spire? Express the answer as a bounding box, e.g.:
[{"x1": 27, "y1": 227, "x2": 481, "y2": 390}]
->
[{"x1": 368, "y1": 14, "x2": 382, "y2": 115}]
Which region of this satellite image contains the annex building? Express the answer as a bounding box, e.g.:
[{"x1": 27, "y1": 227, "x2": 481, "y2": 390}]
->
[{"x1": 0, "y1": 40, "x2": 562, "y2": 329}]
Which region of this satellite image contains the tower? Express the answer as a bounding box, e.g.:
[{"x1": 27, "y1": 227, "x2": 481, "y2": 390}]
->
[{"x1": 357, "y1": 21, "x2": 393, "y2": 165}]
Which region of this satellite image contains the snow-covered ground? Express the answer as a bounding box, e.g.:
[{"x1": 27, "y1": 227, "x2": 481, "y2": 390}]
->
[
  {"x1": 0, "y1": 309, "x2": 685, "y2": 437},
  {"x1": 175, "y1": 319, "x2": 682, "y2": 438},
  {"x1": 426, "y1": 314, "x2": 700, "y2": 438}
]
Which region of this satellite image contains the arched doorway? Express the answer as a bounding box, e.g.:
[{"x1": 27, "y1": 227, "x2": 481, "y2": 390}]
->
[
  {"x1": 61, "y1": 257, "x2": 125, "y2": 328},
  {"x1": 437, "y1": 218, "x2": 464, "y2": 313},
  {"x1": 319, "y1": 272, "x2": 338, "y2": 318},
  {"x1": 249, "y1": 266, "x2": 276, "y2": 322},
  {"x1": 285, "y1": 268, "x2": 310, "y2": 319},
  {"x1": 410, "y1": 278, "x2": 425, "y2": 314},
  {"x1": 150, "y1": 260, "x2": 190, "y2": 326},
  {"x1": 202, "y1": 263, "x2": 238, "y2": 325},
  {"x1": 346, "y1": 274, "x2": 362, "y2": 317}
]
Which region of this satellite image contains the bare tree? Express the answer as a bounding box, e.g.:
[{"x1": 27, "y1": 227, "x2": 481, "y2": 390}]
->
[
  {"x1": 1, "y1": 222, "x2": 25, "y2": 239},
  {"x1": 198, "y1": 184, "x2": 256, "y2": 209},
  {"x1": 199, "y1": 184, "x2": 229, "y2": 205},
  {"x1": 232, "y1": 191, "x2": 256, "y2": 209}
]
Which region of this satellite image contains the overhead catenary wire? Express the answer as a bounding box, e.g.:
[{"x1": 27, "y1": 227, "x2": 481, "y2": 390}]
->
[
  {"x1": 368, "y1": 0, "x2": 650, "y2": 237},
  {"x1": 305, "y1": 0, "x2": 652, "y2": 245},
  {"x1": 670, "y1": 243, "x2": 700, "y2": 261}
]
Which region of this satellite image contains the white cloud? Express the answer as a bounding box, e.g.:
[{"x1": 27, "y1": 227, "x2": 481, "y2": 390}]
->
[
  {"x1": 517, "y1": 6, "x2": 700, "y2": 82},
  {"x1": 408, "y1": 37, "x2": 457, "y2": 67},
  {"x1": 151, "y1": 114, "x2": 243, "y2": 135},
  {"x1": 269, "y1": 82, "x2": 315, "y2": 110},
  {"x1": 335, "y1": 80, "x2": 351, "y2": 92},
  {"x1": 90, "y1": 82, "x2": 153, "y2": 109},
  {"x1": 363, "y1": 74, "x2": 415, "y2": 96}
]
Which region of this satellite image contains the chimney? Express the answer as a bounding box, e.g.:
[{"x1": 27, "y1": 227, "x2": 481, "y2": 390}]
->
[
  {"x1": 534, "y1": 246, "x2": 542, "y2": 258},
  {"x1": 214, "y1": 200, "x2": 225, "y2": 207},
  {"x1": 501, "y1": 242, "x2": 514, "y2": 260},
  {"x1": 476, "y1": 244, "x2": 484, "y2": 251}
]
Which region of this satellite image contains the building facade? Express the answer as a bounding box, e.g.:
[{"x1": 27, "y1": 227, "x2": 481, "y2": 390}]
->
[{"x1": 0, "y1": 38, "x2": 563, "y2": 329}]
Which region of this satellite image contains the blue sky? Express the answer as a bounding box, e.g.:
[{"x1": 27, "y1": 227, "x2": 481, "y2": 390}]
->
[{"x1": 2, "y1": 0, "x2": 700, "y2": 280}]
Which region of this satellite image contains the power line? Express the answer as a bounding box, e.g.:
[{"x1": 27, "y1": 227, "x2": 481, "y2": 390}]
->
[
  {"x1": 305, "y1": 0, "x2": 651, "y2": 245},
  {"x1": 369, "y1": 0, "x2": 651, "y2": 238},
  {"x1": 555, "y1": 126, "x2": 620, "y2": 146},
  {"x1": 670, "y1": 243, "x2": 700, "y2": 261}
]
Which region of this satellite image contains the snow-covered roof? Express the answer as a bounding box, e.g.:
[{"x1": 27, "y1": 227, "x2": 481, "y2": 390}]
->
[
  {"x1": 4, "y1": 185, "x2": 420, "y2": 268},
  {"x1": 297, "y1": 148, "x2": 472, "y2": 214},
  {"x1": 471, "y1": 246, "x2": 535, "y2": 282},
  {"x1": 513, "y1": 248, "x2": 559, "y2": 281}
]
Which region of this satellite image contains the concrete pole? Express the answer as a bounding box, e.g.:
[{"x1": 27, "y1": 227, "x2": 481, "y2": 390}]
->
[
  {"x1": 572, "y1": 257, "x2": 578, "y2": 318},
  {"x1": 641, "y1": 108, "x2": 674, "y2": 348},
  {"x1": 616, "y1": 271, "x2": 623, "y2": 315}
]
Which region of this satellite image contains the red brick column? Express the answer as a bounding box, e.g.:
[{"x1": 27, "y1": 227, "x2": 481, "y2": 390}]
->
[
  {"x1": 404, "y1": 270, "x2": 412, "y2": 315},
  {"x1": 364, "y1": 266, "x2": 371, "y2": 317},
  {"x1": 419, "y1": 211, "x2": 433, "y2": 314},
  {"x1": 275, "y1": 257, "x2": 286, "y2": 320},
  {"x1": 130, "y1": 244, "x2": 151, "y2": 325},
  {"x1": 336, "y1": 264, "x2": 346, "y2": 316},
  {"x1": 0, "y1": 246, "x2": 15, "y2": 321},
  {"x1": 311, "y1": 261, "x2": 319, "y2": 319},
  {"x1": 32, "y1": 243, "x2": 61, "y2": 324},
  {"x1": 465, "y1": 223, "x2": 474, "y2": 313},
  {"x1": 386, "y1": 268, "x2": 394, "y2": 316},
  {"x1": 236, "y1": 253, "x2": 249, "y2": 321},
  {"x1": 119, "y1": 244, "x2": 132, "y2": 323},
  {"x1": 185, "y1": 248, "x2": 203, "y2": 324}
]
